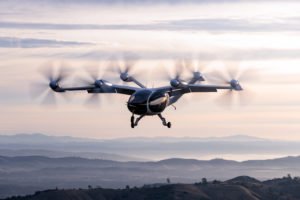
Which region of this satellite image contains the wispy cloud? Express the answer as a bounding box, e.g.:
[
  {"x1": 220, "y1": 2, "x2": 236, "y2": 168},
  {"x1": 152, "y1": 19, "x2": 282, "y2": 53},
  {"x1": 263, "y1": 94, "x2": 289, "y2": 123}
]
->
[
  {"x1": 1, "y1": 18, "x2": 300, "y2": 32},
  {"x1": 29, "y1": 48, "x2": 300, "y2": 61},
  {"x1": 1, "y1": 0, "x2": 298, "y2": 6},
  {"x1": 0, "y1": 37, "x2": 93, "y2": 48}
]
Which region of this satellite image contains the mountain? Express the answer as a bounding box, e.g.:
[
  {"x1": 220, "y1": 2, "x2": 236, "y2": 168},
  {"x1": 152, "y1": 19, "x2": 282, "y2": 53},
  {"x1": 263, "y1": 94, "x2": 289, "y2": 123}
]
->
[
  {"x1": 0, "y1": 133, "x2": 93, "y2": 144},
  {"x1": 0, "y1": 149, "x2": 145, "y2": 162},
  {"x1": 0, "y1": 133, "x2": 266, "y2": 143},
  {"x1": 0, "y1": 134, "x2": 147, "y2": 161},
  {"x1": 105, "y1": 134, "x2": 267, "y2": 142},
  {"x1": 1, "y1": 133, "x2": 300, "y2": 161},
  {"x1": 4, "y1": 176, "x2": 300, "y2": 200},
  {"x1": 0, "y1": 155, "x2": 300, "y2": 198}
]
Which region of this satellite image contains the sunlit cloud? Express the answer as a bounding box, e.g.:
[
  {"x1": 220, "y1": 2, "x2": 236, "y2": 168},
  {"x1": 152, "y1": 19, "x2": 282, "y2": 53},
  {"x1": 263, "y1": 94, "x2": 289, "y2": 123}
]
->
[
  {"x1": 0, "y1": 37, "x2": 93, "y2": 48},
  {"x1": 2, "y1": 18, "x2": 300, "y2": 32}
]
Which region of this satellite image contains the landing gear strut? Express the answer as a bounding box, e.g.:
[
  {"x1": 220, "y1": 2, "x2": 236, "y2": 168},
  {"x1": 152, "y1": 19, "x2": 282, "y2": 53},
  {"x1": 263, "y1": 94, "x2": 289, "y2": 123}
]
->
[
  {"x1": 130, "y1": 114, "x2": 171, "y2": 128},
  {"x1": 158, "y1": 114, "x2": 171, "y2": 128},
  {"x1": 131, "y1": 114, "x2": 145, "y2": 128}
]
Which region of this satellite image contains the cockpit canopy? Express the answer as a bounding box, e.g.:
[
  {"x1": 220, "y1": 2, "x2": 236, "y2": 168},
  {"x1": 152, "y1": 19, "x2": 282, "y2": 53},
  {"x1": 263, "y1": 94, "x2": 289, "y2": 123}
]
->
[
  {"x1": 127, "y1": 90, "x2": 169, "y2": 115},
  {"x1": 148, "y1": 91, "x2": 169, "y2": 113},
  {"x1": 129, "y1": 90, "x2": 152, "y2": 105}
]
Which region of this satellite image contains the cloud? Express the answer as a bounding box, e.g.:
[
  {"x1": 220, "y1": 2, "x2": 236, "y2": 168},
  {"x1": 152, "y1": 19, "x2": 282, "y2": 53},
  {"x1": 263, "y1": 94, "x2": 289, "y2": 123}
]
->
[
  {"x1": 1, "y1": 18, "x2": 300, "y2": 32},
  {"x1": 0, "y1": 37, "x2": 93, "y2": 48},
  {"x1": 35, "y1": 48, "x2": 300, "y2": 61},
  {"x1": 0, "y1": 0, "x2": 266, "y2": 7},
  {"x1": 0, "y1": 0, "x2": 298, "y2": 6}
]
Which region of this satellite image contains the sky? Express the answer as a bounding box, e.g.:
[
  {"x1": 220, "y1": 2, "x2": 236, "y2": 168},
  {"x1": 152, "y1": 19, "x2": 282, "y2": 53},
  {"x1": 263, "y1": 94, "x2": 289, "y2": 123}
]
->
[{"x1": 0, "y1": 0, "x2": 300, "y2": 140}]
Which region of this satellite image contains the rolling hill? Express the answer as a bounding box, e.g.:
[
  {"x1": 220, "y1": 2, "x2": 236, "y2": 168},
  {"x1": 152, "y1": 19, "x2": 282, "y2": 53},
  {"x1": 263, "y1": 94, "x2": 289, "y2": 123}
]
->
[
  {"x1": 0, "y1": 155, "x2": 300, "y2": 198},
  {"x1": 4, "y1": 175, "x2": 300, "y2": 200}
]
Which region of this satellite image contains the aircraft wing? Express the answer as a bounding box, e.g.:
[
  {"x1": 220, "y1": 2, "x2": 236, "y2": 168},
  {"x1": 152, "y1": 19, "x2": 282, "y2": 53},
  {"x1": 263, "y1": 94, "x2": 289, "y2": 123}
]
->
[
  {"x1": 157, "y1": 84, "x2": 232, "y2": 96},
  {"x1": 51, "y1": 80, "x2": 138, "y2": 96},
  {"x1": 157, "y1": 84, "x2": 233, "y2": 105}
]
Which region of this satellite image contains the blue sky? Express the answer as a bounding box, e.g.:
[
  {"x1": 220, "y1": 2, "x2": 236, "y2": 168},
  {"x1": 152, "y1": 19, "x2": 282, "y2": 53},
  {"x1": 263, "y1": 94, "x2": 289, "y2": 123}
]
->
[{"x1": 0, "y1": 0, "x2": 300, "y2": 140}]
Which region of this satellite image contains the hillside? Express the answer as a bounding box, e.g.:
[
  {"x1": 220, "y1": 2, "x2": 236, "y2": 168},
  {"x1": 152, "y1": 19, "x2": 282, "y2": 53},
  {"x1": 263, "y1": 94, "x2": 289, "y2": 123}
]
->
[
  {"x1": 4, "y1": 176, "x2": 300, "y2": 200},
  {"x1": 1, "y1": 155, "x2": 300, "y2": 198}
]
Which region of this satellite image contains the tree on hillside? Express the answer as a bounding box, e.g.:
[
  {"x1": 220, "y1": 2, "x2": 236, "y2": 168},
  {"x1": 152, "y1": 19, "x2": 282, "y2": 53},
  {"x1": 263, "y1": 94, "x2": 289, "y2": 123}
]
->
[
  {"x1": 167, "y1": 178, "x2": 171, "y2": 184},
  {"x1": 202, "y1": 178, "x2": 208, "y2": 185}
]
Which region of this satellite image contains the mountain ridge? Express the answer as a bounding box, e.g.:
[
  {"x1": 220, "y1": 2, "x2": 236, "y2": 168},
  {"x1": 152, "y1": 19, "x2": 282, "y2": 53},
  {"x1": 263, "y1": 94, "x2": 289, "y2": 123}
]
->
[
  {"x1": 0, "y1": 133, "x2": 271, "y2": 142},
  {"x1": 1, "y1": 133, "x2": 300, "y2": 161},
  {"x1": 1, "y1": 154, "x2": 300, "y2": 164}
]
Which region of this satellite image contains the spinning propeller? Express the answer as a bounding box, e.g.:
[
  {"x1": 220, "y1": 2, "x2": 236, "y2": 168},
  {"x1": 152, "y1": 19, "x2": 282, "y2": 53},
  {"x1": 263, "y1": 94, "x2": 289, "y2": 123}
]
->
[
  {"x1": 79, "y1": 58, "x2": 142, "y2": 107},
  {"x1": 182, "y1": 59, "x2": 206, "y2": 83},
  {"x1": 162, "y1": 59, "x2": 208, "y2": 87},
  {"x1": 105, "y1": 55, "x2": 136, "y2": 81},
  {"x1": 108, "y1": 57, "x2": 146, "y2": 88},
  {"x1": 210, "y1": 63, "x2": 258, "y2": 106},
  {"x1": 30, "y1": 62, "x2": 70, "y2": 105},
  {"x1": 79, "y1": 62, "x2": 112, "y2": 107},
  {"x1": 169, "y1": 60, "x2": 188, "y2": 88},
  {"x1": 160, "y1": 60, "x2": 257, "y2": 106}
]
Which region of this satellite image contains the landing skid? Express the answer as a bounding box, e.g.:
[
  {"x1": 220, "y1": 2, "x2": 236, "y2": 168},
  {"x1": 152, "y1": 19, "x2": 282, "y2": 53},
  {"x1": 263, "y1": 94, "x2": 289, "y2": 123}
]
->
[{"x1": 130, "y1": 113, "x2": 171, "y2": 128}]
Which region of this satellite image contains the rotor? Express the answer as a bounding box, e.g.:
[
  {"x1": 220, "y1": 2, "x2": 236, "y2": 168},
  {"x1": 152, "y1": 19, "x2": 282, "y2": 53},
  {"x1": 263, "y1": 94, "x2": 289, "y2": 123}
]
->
[
  {"x1": 209, "y1": 62, "x2": 258, "y2": 107},
  {"x1": 78, "y1": 61, "x2": 113, "y2": 107},
  {"x1": 182, "y1": 59, "x2": 207, "y2": 83},
  {"x1": 107, "y1": 54, "x2": 142, "y2": 83},
  {"x1": 160, "y1": 59, "x2": 208, "y2": 88},
  {"x1": 30, "y1": 61, "x2": 70, "y2": 105},
  {"x1": 164, "y1": 60, "x2": 189, "y2": 88}
]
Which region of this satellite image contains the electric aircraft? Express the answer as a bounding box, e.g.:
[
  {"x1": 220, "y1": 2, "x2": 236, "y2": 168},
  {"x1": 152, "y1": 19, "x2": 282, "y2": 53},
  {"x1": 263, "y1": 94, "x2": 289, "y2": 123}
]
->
[{"x1": 32, "y1": 60, "x2": 251, "y2": 128}]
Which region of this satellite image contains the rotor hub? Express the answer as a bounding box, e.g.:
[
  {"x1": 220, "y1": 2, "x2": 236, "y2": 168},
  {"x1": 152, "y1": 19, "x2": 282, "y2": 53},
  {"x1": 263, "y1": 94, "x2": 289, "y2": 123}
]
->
[
  {"x1": 230, "y1": 79, "x2": 243, "y2": 91},
  {"x1": 49, "y1": 80, "x2": 59, "y2": 90},
  {"x1": 193, "y1": 72, "x2": 205, "y2": 81},
  {"x1": 170, "y1": 79, "x2": 180, "y2": 88},
  {"x1": 120, "y1": 73, "x2": 131, "y2": 82},
  {"x1": 170, "y1": 79, "x2": 188, "y2": 88},
  {"x1": 94, "y1": 80, "x2": 104, "y2": 87}
]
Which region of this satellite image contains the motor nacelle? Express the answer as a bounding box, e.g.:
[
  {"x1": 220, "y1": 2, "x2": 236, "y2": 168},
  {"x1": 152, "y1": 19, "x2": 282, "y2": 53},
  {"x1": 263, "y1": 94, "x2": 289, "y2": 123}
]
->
[
  {"x1": 120, "y1": 73, "x2": 132, "y2": 82},
  {"x1": 94, "y1": 80, "x2": 104, "y2": 87},
  {"x1": 192, "y1": 71, "x2": 205, "y2": 82},
  {"x1": 230, "y1": 79, "x2": 243, "y2": 91},
  {"x1": 49, "y1": 80, "x2": 64, "y2": 92},
  {"x1": 93, "y1": 80, "x2": 113, "y2": 92},
  {"x1": 170, "y1": 79, "x2": 188, "y2": 88}
]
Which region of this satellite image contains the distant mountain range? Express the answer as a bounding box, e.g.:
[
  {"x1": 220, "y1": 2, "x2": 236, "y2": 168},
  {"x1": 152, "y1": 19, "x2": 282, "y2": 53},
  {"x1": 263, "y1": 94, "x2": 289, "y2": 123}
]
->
[
  {"x1": 0, "y1": 133, "x2": 267, "y2": 143},
  {"x1": 0, "y1": 155, "x2": 300, "y2": 198},
  {"x1": 0, "y1": 133, "x2": 94, "y2": 144},
  {"x1": 1, "y1": 134, "x2": 300, "y2": 198},
  {"x1": 0, "y1": 133, "x2": 299, "y2": 161}
]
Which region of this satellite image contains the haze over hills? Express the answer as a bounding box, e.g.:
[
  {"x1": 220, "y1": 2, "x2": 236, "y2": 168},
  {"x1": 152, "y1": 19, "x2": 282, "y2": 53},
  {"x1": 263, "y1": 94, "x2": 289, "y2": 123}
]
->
[
  {"x1": 0, "y1": 133, "x2": 266, "y2": 143},
  {"x1": 1, "y1": 155, "x2": 300, "y2": 198},
  {"x1": 1, "y1": 134, "x2": 300, "y2": 198},
  {"x1": 0, "y1": 133, "x2": 299, "y2": 161},
  {"x1": 1, "y1": 133, "x2": 300, "y2": 198}
]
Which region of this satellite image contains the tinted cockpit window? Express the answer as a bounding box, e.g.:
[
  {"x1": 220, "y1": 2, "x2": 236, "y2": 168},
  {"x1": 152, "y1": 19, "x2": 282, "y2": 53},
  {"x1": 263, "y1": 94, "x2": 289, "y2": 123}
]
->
[
  {"x1": 129, "y1": 90, "x2": 152, "y2": 104},
  {"x1": 149, "y1": 91, "x2": 169, "y2": 113},
  {"x1": 127, "y1": 90, "x2": 152, "y2": 115}
]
